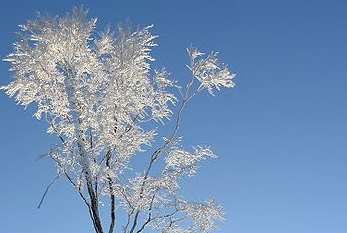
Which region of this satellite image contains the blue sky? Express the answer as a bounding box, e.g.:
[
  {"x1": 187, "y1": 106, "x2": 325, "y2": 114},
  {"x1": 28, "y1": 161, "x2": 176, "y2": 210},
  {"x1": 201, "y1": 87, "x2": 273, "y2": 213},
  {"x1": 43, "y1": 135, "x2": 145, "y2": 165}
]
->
[{"x1": 1, "y1": 0, "x2": 347, "y2": 232}]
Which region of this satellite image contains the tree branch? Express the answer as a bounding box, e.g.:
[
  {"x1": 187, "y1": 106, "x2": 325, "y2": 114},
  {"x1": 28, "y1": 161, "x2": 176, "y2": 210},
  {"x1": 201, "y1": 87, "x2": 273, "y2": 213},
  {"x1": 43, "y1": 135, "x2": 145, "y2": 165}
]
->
[
  {"x1": 128, "y1": 76, "x2": 196, "y2": 233},
  {"x1": 135, "y1": 193, "x2": 156, "y2": 233},
  {"x1": 37, "y1": 174, "x2": 60, "y2": 209},
  {"x1": 106, "y1": 150, "x2": 116, "y2": 233}
]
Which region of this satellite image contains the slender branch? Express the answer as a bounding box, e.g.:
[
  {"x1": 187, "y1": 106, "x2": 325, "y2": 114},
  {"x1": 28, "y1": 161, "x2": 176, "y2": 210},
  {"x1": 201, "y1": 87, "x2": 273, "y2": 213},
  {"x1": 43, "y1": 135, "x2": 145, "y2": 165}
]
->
[
  {"x1": 64, "y1": 172, "x2": 90, "y2": 208},
  {"x1": 47, "y1": 155, "x2": 91, "y2": 209},
  {"x1": 151, "y1": 74, "x2": 196, "y2": 162},
  {"x1": 63, "y1": 172, "x2": 100, "y2": 233},
  {"x1": 37, "y1": 175, "x2": 60, "y2": 209},
  {"x1": 136, "y1": 193, "x2": 156, "y2": 233},
  {"x1": 151, "y1": 209, "x2": 180, "y2": 221},
  {"x1": 121, "y1": 187, "x2": 135, "y2": 233},
  {"x1": 106, "y1": 150, "x2": 116, "y2": 233},
  {"x1": 128, "y1": 76, "x2": 196, "y2": 232},
  {"x1": 86, "y1": 178, "x2": 104, "y2": 233},
  {"x1": 129, "y1": 209, "x2": 140, "y2": 233},
  {"x1": 47, "y1": 115, "x2": 65, "y2": 144},
  {"x1": 123, "y1": 208, "x2": 135, "y2": 233}
]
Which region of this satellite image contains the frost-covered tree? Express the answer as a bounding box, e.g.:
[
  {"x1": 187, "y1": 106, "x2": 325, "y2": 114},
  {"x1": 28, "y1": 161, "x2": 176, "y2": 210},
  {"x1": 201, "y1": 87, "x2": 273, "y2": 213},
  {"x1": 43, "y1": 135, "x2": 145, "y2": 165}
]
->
[{"x1": 2, "y1": 7, "x2": 235, "y2": 233}]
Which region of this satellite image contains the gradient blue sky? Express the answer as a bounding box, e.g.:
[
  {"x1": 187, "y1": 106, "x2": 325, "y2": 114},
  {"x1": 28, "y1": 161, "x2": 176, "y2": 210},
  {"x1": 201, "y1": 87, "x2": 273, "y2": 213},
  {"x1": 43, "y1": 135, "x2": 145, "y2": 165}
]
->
[{"x1": 1, "y1": 0, "x2": 347, "y2": 232}]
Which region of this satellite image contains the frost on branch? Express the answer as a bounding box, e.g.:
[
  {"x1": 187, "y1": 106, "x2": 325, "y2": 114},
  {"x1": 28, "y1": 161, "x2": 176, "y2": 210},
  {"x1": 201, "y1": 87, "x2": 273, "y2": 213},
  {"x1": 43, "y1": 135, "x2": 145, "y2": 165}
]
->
[
  {"x1": 165, "y1": 146, "x2": 217, "y2": 177},
  {"x1": 2, "y1": 6, "x2": 235, "y2": 233},
  {"x1": 187, "y1": 47, "x2": 235, "y2": 95},
  {"x1": 182, "y1": 198, "x2": 225, "y2": 232}
]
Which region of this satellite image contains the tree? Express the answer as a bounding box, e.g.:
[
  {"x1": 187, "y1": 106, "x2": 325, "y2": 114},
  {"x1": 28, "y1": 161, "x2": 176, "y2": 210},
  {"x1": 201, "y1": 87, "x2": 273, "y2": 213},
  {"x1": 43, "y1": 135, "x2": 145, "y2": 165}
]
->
[{"x1": 2, "y1": 7, "x2": 235, "y2": 233}]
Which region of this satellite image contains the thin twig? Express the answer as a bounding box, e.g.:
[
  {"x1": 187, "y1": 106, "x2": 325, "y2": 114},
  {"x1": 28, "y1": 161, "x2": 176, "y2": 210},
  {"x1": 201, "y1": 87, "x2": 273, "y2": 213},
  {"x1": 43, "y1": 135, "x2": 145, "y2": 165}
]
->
[{"x1": 37, "y1": 175, "x2": 60, "y2": 209}]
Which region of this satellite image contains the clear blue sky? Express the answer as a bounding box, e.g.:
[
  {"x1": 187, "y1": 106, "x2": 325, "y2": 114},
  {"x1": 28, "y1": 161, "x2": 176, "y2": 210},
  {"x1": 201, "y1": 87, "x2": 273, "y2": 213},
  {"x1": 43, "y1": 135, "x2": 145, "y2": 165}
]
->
[{"x1": 1, "y1": 0, "x2": 347, "y2": 232}]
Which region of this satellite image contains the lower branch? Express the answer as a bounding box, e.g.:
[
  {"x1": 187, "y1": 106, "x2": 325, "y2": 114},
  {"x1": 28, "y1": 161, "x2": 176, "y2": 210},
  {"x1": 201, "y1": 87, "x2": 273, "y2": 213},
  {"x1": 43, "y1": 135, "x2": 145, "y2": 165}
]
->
[
  {"x1": 86, "y1": 176, "x2": 104, "y2": 233},
  {"x1": 129, "y1": 210, "x2": 140, "y2": 233},
  {"x1": 106, "y1": 151, "x2": 116, "y2": 233},
  {"x1": 37, "y1": 175, "x2": 60, "y2": 209}
]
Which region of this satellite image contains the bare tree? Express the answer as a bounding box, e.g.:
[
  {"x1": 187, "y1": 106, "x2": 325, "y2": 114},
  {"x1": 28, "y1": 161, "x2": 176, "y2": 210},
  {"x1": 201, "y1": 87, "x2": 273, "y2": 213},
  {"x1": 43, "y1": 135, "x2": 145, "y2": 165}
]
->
[{"x1": 2, "y1": 7, "x2": 235, "y2": 233}]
